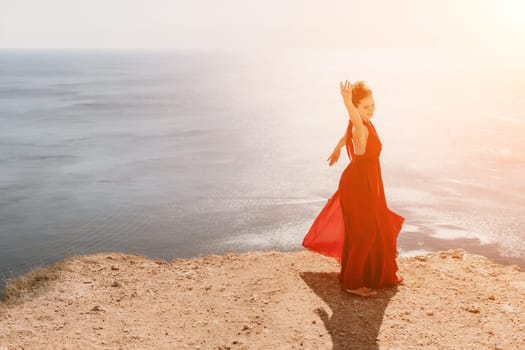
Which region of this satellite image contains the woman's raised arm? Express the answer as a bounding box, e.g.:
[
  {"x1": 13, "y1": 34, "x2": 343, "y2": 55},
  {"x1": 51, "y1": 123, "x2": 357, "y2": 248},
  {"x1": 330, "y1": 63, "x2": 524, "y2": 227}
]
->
[
  {"x1": 340, "y1": 80, "x2": 364, "y2": 127},
  {"x1": 340, "y1": 80, "x2": 368, "y2": 155}
]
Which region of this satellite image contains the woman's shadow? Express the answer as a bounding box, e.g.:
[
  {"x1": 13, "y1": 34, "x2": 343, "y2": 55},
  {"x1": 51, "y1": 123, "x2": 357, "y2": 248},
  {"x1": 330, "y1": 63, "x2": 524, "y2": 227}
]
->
[{"x1": 300, "y1": 271, "x2": 399, "y2": 350}]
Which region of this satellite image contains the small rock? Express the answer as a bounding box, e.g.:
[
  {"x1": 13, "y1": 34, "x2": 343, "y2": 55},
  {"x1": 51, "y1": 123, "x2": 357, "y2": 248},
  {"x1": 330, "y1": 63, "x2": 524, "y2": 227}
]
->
[
  {"x1": 111, "y1": 265, "x2": 119, "y2": 270},
  {"x1": 465, "y1": 306, "x2": 480, "y2": 314},
  {"x1": 90, "y1": 305, "x2": 104, "y2": 312},
  {"x1": 501, "y1": 303, "x2": 519, "y2": 313},
  {"x1": 111, "y1": 281, "x2": 121, "y2": 287}
]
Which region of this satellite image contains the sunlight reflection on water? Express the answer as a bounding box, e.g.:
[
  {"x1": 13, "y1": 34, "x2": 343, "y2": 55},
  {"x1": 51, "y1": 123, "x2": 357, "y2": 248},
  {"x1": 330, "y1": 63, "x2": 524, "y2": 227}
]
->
[{"x1": 1, "y1": 48, "x2": 524, "y2": 292}]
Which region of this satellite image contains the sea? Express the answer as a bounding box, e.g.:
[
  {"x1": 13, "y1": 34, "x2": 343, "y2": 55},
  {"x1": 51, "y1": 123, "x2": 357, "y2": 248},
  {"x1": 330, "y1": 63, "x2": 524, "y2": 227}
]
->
[{"x1": 1, "y1": 48, "x2": 524, "y2": 293}]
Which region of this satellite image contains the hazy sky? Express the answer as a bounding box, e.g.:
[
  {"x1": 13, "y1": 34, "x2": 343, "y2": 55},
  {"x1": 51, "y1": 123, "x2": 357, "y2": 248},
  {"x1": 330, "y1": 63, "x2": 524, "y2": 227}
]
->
[{"x1": 1, "y1": 0, "x2": 524, "y2": 49}]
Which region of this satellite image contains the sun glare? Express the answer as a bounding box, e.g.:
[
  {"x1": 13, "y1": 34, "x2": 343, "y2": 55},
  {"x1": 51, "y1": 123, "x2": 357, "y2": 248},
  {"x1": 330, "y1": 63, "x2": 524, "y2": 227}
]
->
[{"x1": 501, "y1": 0, "x2": 525, "y2": 33}]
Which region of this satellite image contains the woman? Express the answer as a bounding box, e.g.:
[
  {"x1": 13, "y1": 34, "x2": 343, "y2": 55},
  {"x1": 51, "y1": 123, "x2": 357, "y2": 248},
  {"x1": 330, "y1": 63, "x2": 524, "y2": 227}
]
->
[{"x1": 302, "y1": 80, "x2": 404, "y2": 297}]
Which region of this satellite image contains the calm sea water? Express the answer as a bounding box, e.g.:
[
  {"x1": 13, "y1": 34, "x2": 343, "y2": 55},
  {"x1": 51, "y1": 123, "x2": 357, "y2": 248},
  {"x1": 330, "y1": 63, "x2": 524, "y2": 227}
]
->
[{"x1": 1, "y1": 48, "x2": 524, "y2": 293}]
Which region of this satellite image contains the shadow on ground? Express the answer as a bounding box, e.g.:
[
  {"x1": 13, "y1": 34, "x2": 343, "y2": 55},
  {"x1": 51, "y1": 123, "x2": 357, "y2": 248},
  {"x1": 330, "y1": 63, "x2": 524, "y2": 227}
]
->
[{"x1": 301, "y1": 271, "x2": 398, "y2": 350}]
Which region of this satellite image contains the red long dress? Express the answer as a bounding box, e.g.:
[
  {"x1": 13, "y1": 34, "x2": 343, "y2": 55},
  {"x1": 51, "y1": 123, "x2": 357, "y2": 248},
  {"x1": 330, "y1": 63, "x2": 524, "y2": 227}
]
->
[{"x1": 302, "y1": 119, "x2": 404, "y2": 290}]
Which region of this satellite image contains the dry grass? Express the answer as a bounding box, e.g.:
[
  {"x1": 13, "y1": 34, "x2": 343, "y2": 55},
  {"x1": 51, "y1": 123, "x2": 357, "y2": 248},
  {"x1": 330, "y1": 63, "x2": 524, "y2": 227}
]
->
[{"x1": 0, "y1": 251, "x2": 80, "y2": 306}]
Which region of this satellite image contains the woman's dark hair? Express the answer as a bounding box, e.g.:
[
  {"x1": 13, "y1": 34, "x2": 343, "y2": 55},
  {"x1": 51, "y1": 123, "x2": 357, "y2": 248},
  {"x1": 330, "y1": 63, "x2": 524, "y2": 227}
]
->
[{"x1": 351, "y1": 81, "x2": 372, "y2": 107}]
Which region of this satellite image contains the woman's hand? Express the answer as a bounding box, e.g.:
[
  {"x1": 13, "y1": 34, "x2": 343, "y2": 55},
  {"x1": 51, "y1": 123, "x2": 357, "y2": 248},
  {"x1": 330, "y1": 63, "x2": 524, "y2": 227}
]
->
[
  {"x1": 327, "y1": 132, "x2": 347, "y2": 166},
  {"x1": 340, "y1": 80, "x2": 353, "y2": 109},
  {"x1": 327, "y1": 148, "x2": 341, "y2": 166}
]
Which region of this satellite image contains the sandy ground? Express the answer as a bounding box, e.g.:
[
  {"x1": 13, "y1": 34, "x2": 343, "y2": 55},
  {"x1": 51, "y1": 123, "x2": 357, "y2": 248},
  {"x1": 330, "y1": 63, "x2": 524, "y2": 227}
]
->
[{"x1": 0, "y1": 248, "x2": 524, "y2": 350}]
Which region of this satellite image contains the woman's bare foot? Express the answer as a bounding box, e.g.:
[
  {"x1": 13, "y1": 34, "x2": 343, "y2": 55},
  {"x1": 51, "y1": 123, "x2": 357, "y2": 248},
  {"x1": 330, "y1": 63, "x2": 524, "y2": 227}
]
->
[{"x1": 345, "y1": 286, "x2": 377, "y2": 297}]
